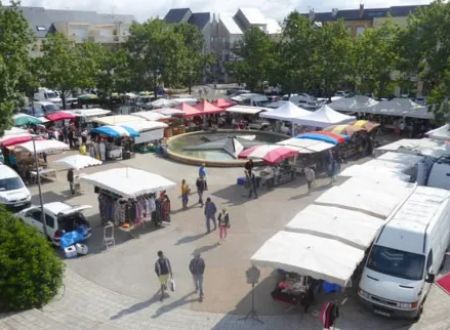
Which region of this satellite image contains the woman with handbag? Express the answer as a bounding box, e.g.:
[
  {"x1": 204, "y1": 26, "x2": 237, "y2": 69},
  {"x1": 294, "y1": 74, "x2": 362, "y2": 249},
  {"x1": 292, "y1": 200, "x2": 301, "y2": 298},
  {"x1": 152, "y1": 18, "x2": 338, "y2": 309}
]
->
[{"x1": 218, "y1": 208, "x2": 230, "y2": 242}]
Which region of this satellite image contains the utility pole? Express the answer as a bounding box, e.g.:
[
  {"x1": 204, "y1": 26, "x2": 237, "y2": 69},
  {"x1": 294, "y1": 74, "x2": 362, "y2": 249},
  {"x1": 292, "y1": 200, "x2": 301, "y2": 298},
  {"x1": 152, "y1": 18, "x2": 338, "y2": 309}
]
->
[{"x1": 32, "y1": 137, "x2": 47, "y2": 238}]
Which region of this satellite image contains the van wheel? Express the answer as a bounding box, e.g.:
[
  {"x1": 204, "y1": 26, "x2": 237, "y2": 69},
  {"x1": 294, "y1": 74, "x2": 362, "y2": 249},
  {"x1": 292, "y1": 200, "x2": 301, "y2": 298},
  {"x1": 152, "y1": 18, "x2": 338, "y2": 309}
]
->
[{"x1": 414, "y1": 305, "x2": 423, "y2": 321}]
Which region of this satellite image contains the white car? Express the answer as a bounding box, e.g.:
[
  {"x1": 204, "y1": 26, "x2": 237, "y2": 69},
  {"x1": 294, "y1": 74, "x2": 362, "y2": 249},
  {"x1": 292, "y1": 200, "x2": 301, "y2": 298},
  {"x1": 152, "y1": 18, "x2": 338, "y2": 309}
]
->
[
  {"x1": 18, "y1": 202, "x2": 92, "y2": 246},
  {"x1": 0, "y1": 164, "x2": 31, "y2": 212}
]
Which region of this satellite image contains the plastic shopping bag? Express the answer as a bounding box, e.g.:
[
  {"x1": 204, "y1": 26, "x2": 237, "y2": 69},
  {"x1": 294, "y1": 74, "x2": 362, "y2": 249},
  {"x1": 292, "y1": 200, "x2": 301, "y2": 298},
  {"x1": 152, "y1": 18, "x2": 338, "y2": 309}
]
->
[{"x1": 170, "y1": 278, "x2": 176, "y2": 292}]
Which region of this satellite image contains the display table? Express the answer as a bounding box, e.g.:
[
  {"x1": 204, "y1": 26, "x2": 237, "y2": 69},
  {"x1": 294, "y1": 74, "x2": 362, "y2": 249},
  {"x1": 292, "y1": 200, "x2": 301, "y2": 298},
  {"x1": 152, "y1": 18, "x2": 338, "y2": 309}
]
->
[
  {"x1": 30, "y1": 168, "x2": 57, "y2": 183},
  {"x1": 108, "y1": 148, "x2": 122, "y2": 160}
]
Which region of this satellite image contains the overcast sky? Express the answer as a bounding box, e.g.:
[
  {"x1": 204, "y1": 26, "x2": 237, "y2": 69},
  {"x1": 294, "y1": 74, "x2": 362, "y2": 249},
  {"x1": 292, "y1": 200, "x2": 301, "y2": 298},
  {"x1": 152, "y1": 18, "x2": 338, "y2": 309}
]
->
[{"x1": 21, "y1": 0, "x2": 431, "y2": 22}]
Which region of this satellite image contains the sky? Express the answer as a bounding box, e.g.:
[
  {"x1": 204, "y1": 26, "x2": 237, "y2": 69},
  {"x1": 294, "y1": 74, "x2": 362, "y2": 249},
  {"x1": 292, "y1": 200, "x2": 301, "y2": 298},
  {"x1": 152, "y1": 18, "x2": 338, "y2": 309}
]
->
[{"x1": 20, "y1": 0, "x2": 432, "y2": 22}]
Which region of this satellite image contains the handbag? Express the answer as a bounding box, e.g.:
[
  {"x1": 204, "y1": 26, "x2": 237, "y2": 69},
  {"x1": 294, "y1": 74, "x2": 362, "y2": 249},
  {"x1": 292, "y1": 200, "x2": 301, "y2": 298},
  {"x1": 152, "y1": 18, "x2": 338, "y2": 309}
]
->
[{"x1": 170, "y1": 278, "x2": 176, "y2": 292}]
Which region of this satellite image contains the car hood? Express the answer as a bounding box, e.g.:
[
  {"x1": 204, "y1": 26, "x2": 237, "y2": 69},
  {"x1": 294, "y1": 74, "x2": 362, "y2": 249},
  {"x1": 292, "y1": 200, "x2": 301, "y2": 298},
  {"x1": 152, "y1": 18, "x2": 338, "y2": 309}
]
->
[
  {"x1": 0, "y1": 188, "x2": 30, "y2": 203},
  {"x1": 360, "y1": 268, "x2": 423, "y2": 303}
]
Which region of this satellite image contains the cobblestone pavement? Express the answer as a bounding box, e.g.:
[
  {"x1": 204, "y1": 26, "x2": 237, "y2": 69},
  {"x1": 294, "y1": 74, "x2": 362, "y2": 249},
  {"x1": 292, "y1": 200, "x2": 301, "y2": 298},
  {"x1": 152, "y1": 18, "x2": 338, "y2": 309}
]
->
[{"x1": 1, "y1": 152, "x2": 450, "y2": 330}]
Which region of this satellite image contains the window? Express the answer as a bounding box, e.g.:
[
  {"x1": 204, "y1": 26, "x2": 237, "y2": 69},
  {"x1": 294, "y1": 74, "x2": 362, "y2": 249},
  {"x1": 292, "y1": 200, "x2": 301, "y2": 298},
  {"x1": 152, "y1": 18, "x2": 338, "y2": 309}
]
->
[
  {"x1": 367, "y1": 245, "x2": 425, "y2": 281},
  {"x1": 45, "y1": 215, "x2": 55, "y2": 228},
  {"x1": 36, "y1": 26, "x2": 46, "y2": 31},
  {"x1": 29, "y1": 209, "x2": 43, "y2": 223},
  {"x1": 356, "y1": 27, "x2": 366, "y2": 36},
  {"x1": 0, "y1": 177, "x2": 24, "y2": 191}
]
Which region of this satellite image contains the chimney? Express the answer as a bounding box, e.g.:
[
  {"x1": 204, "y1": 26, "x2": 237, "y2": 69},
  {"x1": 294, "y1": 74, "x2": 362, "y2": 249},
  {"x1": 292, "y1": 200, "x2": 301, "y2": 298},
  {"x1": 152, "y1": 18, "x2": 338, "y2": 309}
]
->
[
  {"x1": 309, "y1": 9, "x2": 315, "y2": 21},
  {"x1": 332, "y1": 8, "x2": 338, "y2": 18},
  {"x1": 359, "y1": 3, "x2": 364, "y2": 18}
]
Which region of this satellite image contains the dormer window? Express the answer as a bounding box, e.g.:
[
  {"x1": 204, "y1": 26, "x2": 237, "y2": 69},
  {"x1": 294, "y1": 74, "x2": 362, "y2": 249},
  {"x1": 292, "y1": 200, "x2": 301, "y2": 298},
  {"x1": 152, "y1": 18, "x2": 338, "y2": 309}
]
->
[{"x1": 36, "y1": 26, "x2": 47, "y2": 31}]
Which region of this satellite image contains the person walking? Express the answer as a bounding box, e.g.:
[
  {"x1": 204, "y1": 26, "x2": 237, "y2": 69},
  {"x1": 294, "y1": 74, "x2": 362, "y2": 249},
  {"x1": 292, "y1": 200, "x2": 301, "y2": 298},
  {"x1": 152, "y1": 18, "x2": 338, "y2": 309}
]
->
[
  {"x1": 181, "y1": 179, "x2": 190, "y2": 209},
  {"x1": 189, "y1": 253, "x2": 205, "y2": 301},
  {"x1": 218, "y1": 208, "x2": 230, "y2": 242},
  {"x1": 196, "y1": 176, "x2": 206, "y2": 206},
  {"x1": 245, "y1": 159, "x2": 254, "y2": 177},
  {"x1": 199, "y1": 163, "x2": 207, "y2": 190},
  {"x1": 304, "y1": 166, "x2": 316, "y2": 193},
  {"x1": 204, "y1": 197, "x2": 217, "y2": 233},
  {"x1": 67, "y1": 168, "x2": 75, "y2": 195},
  {"x1": 155, "y1": 251, "x2": 173, "y2": 301},
  {"x1": 247, "y1": 172, "x2": 258, "y2": 199}
]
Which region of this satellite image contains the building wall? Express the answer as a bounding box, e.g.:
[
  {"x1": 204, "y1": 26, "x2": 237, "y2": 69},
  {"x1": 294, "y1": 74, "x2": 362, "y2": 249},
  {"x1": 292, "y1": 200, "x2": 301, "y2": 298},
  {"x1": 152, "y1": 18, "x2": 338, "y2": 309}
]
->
[
  {"x1": 373, "y1": 16, "x2": 409, "y2": 29},
  {"x1": 343, "y1": 20, "x2": 373, "y2": 37}
]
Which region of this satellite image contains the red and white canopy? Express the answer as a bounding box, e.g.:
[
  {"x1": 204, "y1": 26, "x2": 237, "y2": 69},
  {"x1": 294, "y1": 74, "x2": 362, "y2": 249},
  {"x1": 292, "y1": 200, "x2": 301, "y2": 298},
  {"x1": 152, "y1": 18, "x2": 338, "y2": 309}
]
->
[
  {"x1": 45, "y1": 111, "x2": 76, "y2": 122},
  {"x1": 194, "y1": 100, "x2": 224, "y2": 114},
  {"x1": 177, "y1": 103, "x2": 202, "y2": 118},
  {"x1": 239, "y1": 145, "x2": 299, "y2": 165}
]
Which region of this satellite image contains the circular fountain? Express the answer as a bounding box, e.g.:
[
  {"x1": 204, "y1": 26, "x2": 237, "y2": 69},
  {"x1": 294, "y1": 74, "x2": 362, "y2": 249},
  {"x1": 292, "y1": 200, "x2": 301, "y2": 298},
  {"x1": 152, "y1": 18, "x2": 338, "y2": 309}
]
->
[{"x1": 167, "y1": 129, "x2": 289, "y2": 167}]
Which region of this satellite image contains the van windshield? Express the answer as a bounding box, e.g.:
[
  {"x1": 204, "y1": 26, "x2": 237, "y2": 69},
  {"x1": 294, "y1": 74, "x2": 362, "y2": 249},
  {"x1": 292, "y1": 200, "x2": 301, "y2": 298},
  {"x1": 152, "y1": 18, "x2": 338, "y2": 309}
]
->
[
  {"x1": 367, "y1": 245, "x2": 425, "y2": 281},
  {"x1": 0, "y1": 177, "x2": 24, "y2": 191}
]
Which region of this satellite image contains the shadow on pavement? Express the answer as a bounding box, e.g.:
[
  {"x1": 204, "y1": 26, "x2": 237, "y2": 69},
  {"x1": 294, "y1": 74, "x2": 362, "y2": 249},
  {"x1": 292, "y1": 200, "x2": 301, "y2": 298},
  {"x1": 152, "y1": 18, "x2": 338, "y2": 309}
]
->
[
  {"x1": 175, "y1": 233, "x2": 207, "y2": 245},
  {"x1": 192, "y1": 242, "x2": 220, "y2": 256},
  {"x1": 151, "y1": 292, "x2": 198, "y2": 318},
  {"x1": 109, "y1": 292, "x2": 161, "y2": 320}
]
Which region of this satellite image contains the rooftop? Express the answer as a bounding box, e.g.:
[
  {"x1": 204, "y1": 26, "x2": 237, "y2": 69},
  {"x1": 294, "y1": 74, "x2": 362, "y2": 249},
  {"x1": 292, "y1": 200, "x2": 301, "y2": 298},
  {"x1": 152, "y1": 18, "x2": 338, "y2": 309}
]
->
[
  {"x1": 238, "y1": 7, "x2": 267, "y2": 25},
  {"x1": 188, "y1": 12, "x2": 211, "y2": 30},
  {"x1": 164, "y1": 8, "x2": 191, "y2": 24},
  {"x1": 220, "y1": 14, "x2": 243, "y2": 35}
]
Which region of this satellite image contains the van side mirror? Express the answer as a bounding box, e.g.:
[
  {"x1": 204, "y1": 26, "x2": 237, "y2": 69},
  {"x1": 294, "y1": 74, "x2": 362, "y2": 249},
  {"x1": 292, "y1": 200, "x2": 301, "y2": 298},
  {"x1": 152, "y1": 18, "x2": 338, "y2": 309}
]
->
[{"x1": 426, "y1": 274, "x2": 435, "y2": 283}]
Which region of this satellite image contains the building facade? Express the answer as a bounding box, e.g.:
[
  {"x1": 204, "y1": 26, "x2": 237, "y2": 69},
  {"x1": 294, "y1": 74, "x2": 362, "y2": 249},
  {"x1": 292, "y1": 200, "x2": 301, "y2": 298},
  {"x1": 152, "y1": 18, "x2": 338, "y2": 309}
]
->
[{"x1": 19, "y1": 6, "x2": 134, "y2": 56}]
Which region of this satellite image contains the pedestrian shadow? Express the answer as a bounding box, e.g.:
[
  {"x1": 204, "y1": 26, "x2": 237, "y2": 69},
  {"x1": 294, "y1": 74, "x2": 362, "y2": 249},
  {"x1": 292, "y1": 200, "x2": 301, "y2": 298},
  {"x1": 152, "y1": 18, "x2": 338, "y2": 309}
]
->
[
  {"x1": 192, "y1": 242, "x2": 220, "y2": 255},
  {"x1": 109, "y1": 292, "x2": 161, "y2": 320},
  {"x1": 175, "y1": 233, "x2": 206, "y2": 245},
  {"x1": 213, "y1": 185, "x2": 252, "y2": 206},
  {"x1": 151, "y1": 292, "x2": 198, "y2": 318}
]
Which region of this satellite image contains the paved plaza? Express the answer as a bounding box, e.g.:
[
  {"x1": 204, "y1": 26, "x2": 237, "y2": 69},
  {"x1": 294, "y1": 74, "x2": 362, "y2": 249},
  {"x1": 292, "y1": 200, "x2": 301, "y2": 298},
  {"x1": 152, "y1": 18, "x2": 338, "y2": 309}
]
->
[{"x1": 1, "y1": 152, "x2": 450, "y2": 329}]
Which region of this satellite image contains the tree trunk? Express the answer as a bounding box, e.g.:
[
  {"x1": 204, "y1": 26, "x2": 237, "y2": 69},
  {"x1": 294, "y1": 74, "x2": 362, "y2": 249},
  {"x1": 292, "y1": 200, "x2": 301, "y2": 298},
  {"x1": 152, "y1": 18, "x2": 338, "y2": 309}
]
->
[{"x1": 61, "y1": 90, "x2": 67, "y2": 110}]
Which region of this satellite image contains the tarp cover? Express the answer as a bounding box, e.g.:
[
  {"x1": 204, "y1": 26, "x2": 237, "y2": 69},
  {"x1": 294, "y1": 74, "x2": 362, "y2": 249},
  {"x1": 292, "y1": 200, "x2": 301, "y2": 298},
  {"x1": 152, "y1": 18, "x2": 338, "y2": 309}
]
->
[
  {"x1": 80, "y1": 167, "x2": 176, "y2": 198},
  {"x1": 339, "y1": 164, "x2": 411, "y2": 182},
  {"x1": 315, "y1": 177, "x2": 413, "y2": 218},
  {"x1": 362, "y1": 98, "x2": 433, "y2": 119},
  {"x1": 376, "y1": 152, "x2": 424, "y2": 167},
  {"x1": 293, "y1": 105, "x2": 355, "y2": 128},
  {"x1": 285, "y1": 205, "x2": 385, "y2": 250},
  {"x1": 251, "y1": 231, "x2": 365, "y2": 286},
  {"x1": 16, "y1": 140, "x2": 69, "y2": 154},
  {"x1": 226, "y1": 105, "x2": 271, "y2": 115},
  {"x1": 65, "y1": 108, "x2": 111, "y2": 118},
  {"x1": 121, "y1": 121, "x2": 168, "y2": 133},
  {"x1": 131, "y1": 111, "x2": 170, "y2": 121},
  {"x1": 426, "y1": 124, "x2": 450, "y2": 141},
  {"x1": 329, "y1": 95, "x2": 379, "y2": 113},
  {"x1": 93, "y1": 115, "x2": 141, "y2": 125},
  {"x1": 376, "y1": 138, "x2": 449, "y2": 158},
  {"x1": 277, "y1": 138, "x2": 334, "y2": 153}
]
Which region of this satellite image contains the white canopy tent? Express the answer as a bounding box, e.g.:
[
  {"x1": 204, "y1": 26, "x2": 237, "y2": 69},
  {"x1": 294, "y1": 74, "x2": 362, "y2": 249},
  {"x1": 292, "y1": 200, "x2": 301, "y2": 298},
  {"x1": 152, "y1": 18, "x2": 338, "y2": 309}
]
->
[
  {"x1": 80, "y1": 167, "x2": 176, "y2": 198},
  {"x1": 329, "y1": 95, "x2": 379, "y2": 113},
  {"x1": 93, "y1": 115, "x2": 141, "y2": 126},
  {"x1": 120, "y1": 121, "x2": 168, "y2": 144},
  {"x1": 376, "y1": 138, "x2": 449, "y2": 158},
  {"x1": 340, "y1": 164, "x2": 411, "y2": 182},
  {"x1": 65, "y1": 108, "x2": 111, "y2": 119},
  {"x1": 376, "y1": 152, "x2": 424, "y2": 167},
  {"x1": 285, "y1": 205, "x2": 385, "y2": 250},
  {"x1": 3, "y1": 127, "x2": 29, "y2": 136},
  {"x1": 293, "y1": 105, "x2": 355, "y2": 128},
  {"x1": 54, "y1": 155, "x2": 102, "y2": 170},
  {"x1": 251, "y1": 231, "x2": 365, "y2": 287},
  {"x1": 363, "y1": 98, "x2": 434, "y2": 119},
  {"x1": 226, "y1": 105, "x2": 271, "y2": 115},
  {"x1": 315, "y1": 177, "x2": 413, "y2": 218},
  {"x1": 426, "y1": 124, "x2": 450, "y2": 141},
  {"x1": 260, "y1": 101, "x2": 311, "y2": 122},
  {"x1": 277, "y1": 137, "x2": 334, "y2": 153},
  {"x1": 131, "y1": 111, "x2": 170, "y2": 121},
  {"x1": 16, "y1": 140, "x2": 69, "y2": 154}
]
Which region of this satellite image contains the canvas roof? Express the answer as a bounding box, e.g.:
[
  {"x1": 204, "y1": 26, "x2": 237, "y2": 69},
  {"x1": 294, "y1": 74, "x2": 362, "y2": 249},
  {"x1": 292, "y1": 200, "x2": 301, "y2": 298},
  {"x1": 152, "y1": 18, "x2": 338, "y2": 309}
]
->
[
  {"x1": 260, "y1": 101, "x2": 311, "y2": 122},
  {"x1": 251, "y1": 231, "x2": 365, "y2": 286},
  {"x1": 194, "y1": 100, "x2": 224, "y2": 114},
  {"x1": 285, "y1": 205, "x2": 385, "y2": 250},
  {"x1": 121, "y1": 121, "x2": 168, "y2": 133},
  {"x1": 220, "y1": 15, "x2": 243, "y2": 34},
  {"x1": 277, "y1": 137, "x2": 334, "y2": 153},
  {"x1": 226, "y1": 105, "x2": 271, "y2": 115},
  {"x1": 363, "y1": 98, "x2": 434, "y2": 119},
  {"x1": 177, "y1": 103, "x2": 203, "y2": 117},
  {"x1": 80, "y1": 167, "x2": 175, "y2": 198},
  {"x1": 93, "y1": 115, "x2": 141, "y2": 125},
  {"x1": 376, "y1": 138, "x2": 449, "y2": 158},
  {"x1": 293, "y1": 105, "x2": 355, "y2": 128},
  {"x1": 329, "y1": 95, "x2": 379, "y2": 112},
  {"x1": 426, "y1": 124, "x2": 450, "y2": 141}
]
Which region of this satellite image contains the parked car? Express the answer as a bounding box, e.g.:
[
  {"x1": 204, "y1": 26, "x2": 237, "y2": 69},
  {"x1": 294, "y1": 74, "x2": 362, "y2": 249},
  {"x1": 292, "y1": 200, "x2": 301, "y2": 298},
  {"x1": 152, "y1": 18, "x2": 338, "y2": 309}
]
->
[
  {"x1": 0, "y1": 164, "x2": 31, "y2": 212},
  {"x1": 21, "y1": 101, "x2": 60, "y2": 117},
  {"x1": 335, "y1": 90, "x2": 350, "y2": 97},
  {"x1": 18, "y1": 202, "x2": 92, "y2": 246}
]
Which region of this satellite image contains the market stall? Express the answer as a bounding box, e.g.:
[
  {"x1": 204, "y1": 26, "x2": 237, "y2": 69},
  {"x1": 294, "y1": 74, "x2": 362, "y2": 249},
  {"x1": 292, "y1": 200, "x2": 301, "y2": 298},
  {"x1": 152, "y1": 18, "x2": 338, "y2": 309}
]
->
[
  {"x1": 121, "y1": 121, "x2": 168, "y2": 153},
  {"x1": 131, "y1": 111, "x2": 170, "y2": 122},
  {"x1": 293, "y1": 105, "x2": 355, "y2": 129},
  {"x1": 329, "y1": 95, "x2": 379, "y2": 113},
  {"x1": 45, "y1": 111, "x2": 77, "y2": 122},
  {"x1": 64, "y1": 108, "x2": 112, "y2": 126},
  {"x1": 13, "y1": 114, "x2": 44, "y2": 127},
  {"x1": 225, "y1": 105, "x2": 272, "y2": 129},
  {"x1": 213, "y1": 98, "x2": 236, "y2": 109},
  {"x1": 54, "y1": 155, "x2": 102, "y2": 193},
  {"x1": 375, "y1": 138, "x2": 449, "y2": 158},
  {"x1": 91, "y1": 125, "x2": 139, "y2": 160},
  {"x1": 80, "y1": 168, "x2": 175, "y2": 229},
  {"x1": 260, "y1": 101, "x2": 311, "y2": 135}
]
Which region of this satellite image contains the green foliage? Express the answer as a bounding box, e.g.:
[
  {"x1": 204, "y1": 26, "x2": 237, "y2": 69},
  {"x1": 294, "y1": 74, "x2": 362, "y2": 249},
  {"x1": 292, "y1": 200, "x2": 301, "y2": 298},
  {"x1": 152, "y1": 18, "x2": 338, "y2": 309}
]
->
[
  {"x1": 0, "y1": 206, "x2": 64, "y2": 311},
  {"x1": 0, "y1": 1, "x2": 33, "y2": 135},
  {"x1": 228, "y1": 27, "x2": 276, "y2": 92},
  {"x1": 352, "y1": 21, "x2": 400, "y2": 97}
]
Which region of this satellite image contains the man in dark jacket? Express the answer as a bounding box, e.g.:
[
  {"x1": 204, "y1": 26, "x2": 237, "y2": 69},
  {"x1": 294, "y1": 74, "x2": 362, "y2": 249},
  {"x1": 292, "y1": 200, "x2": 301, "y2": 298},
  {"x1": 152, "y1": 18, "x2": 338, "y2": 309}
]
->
[
  {"x1": 155, "y1": 250, "x2": 172, "y2": 301},
  {"x1": 189, "y1": 253, "x2": 205, "y2": 301},
  {"x1": 196, "y1": 176, "x2": 206, "y2": 206},
  {"x1": 67, "y1": 169, "x2": 75, "y2": 195},
  {"x1": 203, "y1": 197, "x2": 217, "y2": 233}
]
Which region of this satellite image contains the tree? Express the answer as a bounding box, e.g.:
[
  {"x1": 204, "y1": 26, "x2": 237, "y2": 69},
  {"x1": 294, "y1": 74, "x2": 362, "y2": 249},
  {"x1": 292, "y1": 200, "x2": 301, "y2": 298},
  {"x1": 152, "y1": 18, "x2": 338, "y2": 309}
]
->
[
  {"x1": 398, "y1": 0, "x2": 450, "y2": 106},
  {"x1": 352, "y1": 21, "x2": 400, "y2": 98},
  {"x1": 0, "y1": 1, "x2": 33, "y2": 135},
  {"x1": 0, "y1": 206, "x2": 64, "y2": 311},
  {"x1": 126, "y1": 19, "x2": 187, "y2": 96},
  {"x1": 277, "y1": 12, "x2": 316, "y2": 94},
  {"x1": 312, "y1": 21, "x2": 353, "y2": 99},
  {"x1": 37, "y1": 33, "x2": 84, "y2": 109},
  {"x1": 227, "y1": 27, "x2": 276, "y2": 92}
]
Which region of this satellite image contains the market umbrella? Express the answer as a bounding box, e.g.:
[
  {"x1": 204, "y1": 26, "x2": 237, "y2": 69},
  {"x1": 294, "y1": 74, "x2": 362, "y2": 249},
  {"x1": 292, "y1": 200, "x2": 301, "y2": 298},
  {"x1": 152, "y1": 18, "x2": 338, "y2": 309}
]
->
[
  {"x1": 13, "y1": 114, "x2": 43, "y2": 127},
  {"x1": 239, "y1": 145, "x2": 299, "y2": 165},
  {"x1": 15, "y1": 140, "x2": 70, "y2": 154},
  {"x1": 324, "y1": 124, "x2": 362, "y2": 136},
  {"x1": 194, "y1": 100, "x2": 224, "y2": 114},
  {"x1": 78, "y1": 93, "x2": 99, "y2": 101},
  {"x1": 45, "y1": 111, "x2": 76, "y2": 122},
  {"x1": 91, "y1": 125, "x2": 140, "y2": 138},
  {"x1": 0, "y1": 134, "x2": 34, "y2": 147},
  {"x1": 54, "y1": 155, "x2": 102, "y2": 170},
  {"x1": 350, "y1": 120, "x2": 381, "y2": 133}
]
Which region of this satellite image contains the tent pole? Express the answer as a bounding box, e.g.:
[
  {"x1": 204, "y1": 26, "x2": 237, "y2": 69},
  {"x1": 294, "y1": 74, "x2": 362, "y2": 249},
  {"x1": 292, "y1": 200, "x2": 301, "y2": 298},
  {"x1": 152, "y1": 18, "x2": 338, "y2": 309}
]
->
[{"x1": 32, "y1": 136, "x2": 48, "y2": 238}]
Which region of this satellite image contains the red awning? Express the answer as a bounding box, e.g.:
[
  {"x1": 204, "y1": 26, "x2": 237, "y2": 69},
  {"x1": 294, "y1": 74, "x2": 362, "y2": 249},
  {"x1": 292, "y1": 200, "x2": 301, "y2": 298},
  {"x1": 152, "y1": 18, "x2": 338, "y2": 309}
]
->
[
  {"x1": 0, "y1": 134, "x2": 34, "y2": 147},
  {"x1": 213, "y1": 98, "x2": 236, "y2": 109},
  {"x1": 194, "y1": 100, "x2": 224, "y2": 114},
  {"x1": 45, "y1": 111, "x2": 76, "y2": 122},
  {"x1": 176, "y1": 103, "x2": 203, "y2": 118}
]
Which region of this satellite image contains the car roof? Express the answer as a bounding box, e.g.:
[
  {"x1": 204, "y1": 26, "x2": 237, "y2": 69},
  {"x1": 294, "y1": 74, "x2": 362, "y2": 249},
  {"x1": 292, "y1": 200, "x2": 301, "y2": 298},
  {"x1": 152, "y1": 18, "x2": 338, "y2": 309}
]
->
[{"x1": 0, "y1": 165, "x2": 19, "y2": 180}]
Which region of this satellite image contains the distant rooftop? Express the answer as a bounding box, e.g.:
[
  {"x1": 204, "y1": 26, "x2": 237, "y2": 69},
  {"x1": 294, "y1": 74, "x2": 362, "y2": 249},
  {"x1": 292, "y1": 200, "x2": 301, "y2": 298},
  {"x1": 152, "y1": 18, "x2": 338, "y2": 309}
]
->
[
  {"x1": 164, "y1": 8, "x2": 191, "y2": 24},
  {"x1": 220, "y1": 14, "x2": 243, "y2": 35},
  {"x1": 238, "y1": 7, "x2": 267, "y2": 25},
  {"x1": 188, "y1": 12, "x2": 211, "y2": 31},
  {"x1": 265, "y1": 18, "x2": 282, "y2": 34}
]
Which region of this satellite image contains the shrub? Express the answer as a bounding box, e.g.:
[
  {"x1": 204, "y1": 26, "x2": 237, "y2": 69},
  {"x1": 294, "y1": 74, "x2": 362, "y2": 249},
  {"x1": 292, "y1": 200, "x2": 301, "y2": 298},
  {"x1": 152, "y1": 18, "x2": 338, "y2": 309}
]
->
[{"x1": 0, "y1": 206, "x2": 64, "y2": 311}]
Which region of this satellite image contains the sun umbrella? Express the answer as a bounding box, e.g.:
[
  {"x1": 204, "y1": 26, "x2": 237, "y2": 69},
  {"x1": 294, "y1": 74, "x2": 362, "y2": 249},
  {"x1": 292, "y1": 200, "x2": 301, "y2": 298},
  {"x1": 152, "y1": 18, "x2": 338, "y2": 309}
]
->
[
  {"x1": 13, "y1": 114, "x2": 43, "y2": 126},
  {"x1": 91, "y1": 125, "x2": 140, "y2": 138},
  {"x1": 0, "y1": 134, "x2": 34, "y2": 147},
  {"x1": 350, "y1": 120, "x2": 381, "y2": 133},
  {"x1": 54, "y1": 155, "x2": 102, "y2": 170},
  {"x1": 45, "y1": 111, "x2": 76, "y2": 122},
  {"x1": 239, "y1": 145, "x2": 299, "y2": 165}
]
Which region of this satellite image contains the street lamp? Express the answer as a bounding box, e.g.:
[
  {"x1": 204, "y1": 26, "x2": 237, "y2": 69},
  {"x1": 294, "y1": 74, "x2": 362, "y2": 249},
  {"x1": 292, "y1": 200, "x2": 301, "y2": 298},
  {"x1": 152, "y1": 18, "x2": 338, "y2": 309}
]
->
[{"x1": 32, "y1": 136, "x2": 48, "y2": 238}]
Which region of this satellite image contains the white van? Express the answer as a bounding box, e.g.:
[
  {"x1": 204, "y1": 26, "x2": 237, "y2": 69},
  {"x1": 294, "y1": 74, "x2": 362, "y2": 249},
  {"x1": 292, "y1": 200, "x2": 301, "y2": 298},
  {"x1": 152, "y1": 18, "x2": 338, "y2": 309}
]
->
[
  {"x1": 358, "y1": 186, "x2": 450, "y2": 319},
  {"x1": 0, "y1": 164, "x2": 31, "y2": 212},
  {"x1": 33, "y1": 87, "x2": 62, "y2": 105}
]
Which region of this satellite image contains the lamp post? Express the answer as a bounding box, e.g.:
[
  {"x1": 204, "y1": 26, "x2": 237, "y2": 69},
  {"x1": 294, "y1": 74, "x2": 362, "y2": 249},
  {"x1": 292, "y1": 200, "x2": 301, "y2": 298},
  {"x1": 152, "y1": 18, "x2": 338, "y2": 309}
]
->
[{"x1": 32, "y1": 136, "x2": 48, "y2": 238}]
